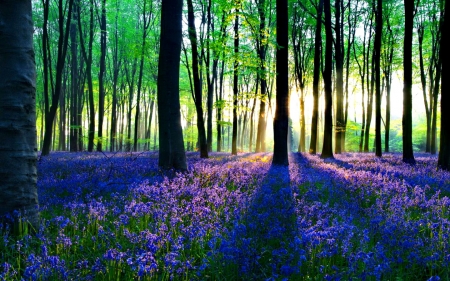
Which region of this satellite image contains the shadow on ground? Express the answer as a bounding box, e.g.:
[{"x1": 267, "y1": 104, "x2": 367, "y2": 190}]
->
[{"x1": 215, "y1": 161, "x2": 303, "y2": 280}]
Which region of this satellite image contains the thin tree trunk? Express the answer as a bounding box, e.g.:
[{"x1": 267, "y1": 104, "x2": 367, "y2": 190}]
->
[
  {"x1": 309, "y1": 0, "x2": 323, "y2": 155},
  {"x1": 232, "y1": 4, "x2": 240, "y2": 155},
  {"x1": 374, "y1": 0, "x2": 382, "y2": 157},
  {"x1": 187, "y1": 0, "x2": 208, "y2": 158}
]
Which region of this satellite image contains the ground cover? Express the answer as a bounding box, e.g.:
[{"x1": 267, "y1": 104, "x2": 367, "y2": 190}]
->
[{"x1": 1, "y1": 152, "x2": 449, "y2": 280}]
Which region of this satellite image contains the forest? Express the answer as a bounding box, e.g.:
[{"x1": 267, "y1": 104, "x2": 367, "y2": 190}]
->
[
  {"x1": 0, "y1": 0, "x2": 450, "y2": 280},
  {"x1": 28, "y1": 0, "x2": 443, "y2": 157}
]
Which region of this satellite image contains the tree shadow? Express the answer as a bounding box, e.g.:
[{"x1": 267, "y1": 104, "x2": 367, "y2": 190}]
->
[{"x1": 216, "y1": 161, "x2": 302, "y2": 279}]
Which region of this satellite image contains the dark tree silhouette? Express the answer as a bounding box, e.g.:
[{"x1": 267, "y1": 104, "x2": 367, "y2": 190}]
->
[
  {"x1": 232, "y1": 3, "x2": 240, "y2": 156},
  {"x1": 187, "y1": 0, "x2": 208, "y2": 158},
  {"x1": 320, "y1": 0, "x2": 334, "y2": 159},
  {"x1": 157, "y1": 0, "x2": 187, "y2": 170},
  {"x1": 309, "y1": 0, "x2": 324, "y2": 155},
  {"x1": 272, "y1": 0, "x2": 289, "y2": 166},
  {"x1": 402, "y1": 0, "x2": 416, "y2": 164},
  {"x1": 438, "y1": 0, "x2": 449, "y2": 170},
  {"x1": 0, "y1": 0, "x2": 40, "y2": 230},
  {"x1": 374, "y1": 0, "x2": 383, "y2": 157}
]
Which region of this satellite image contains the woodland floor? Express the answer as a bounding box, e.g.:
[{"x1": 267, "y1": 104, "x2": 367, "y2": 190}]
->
[{"x1": 1, "y1": 151, "x2": 449, "y2": 280}]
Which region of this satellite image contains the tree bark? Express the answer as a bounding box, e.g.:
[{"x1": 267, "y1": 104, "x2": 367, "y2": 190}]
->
[
  {"x1": 255, "y1": 0, "x2": 268, "y2": 153},
  {"x1": 402, "y1": 0, "x2": 416, "y2": 164},
  {"x1": 309, "y1": 0, "x2": 323, "y2": 155},
  {"x1": 187, "y1": 0, "x2": 208, "y2": 158},
  {"x1": 232, "y1": 4, "x2": 240, "y2": 155},
  {"x1": 334, "y1": 0, "x2": 344, "y2": 154},
  {"x1": 41, "y1": 0, "x2": 74, "y2": 156},
  {"x1": 157, "y1": 0, "x2": 187, "y2": 170},
  {"x1": 272, "y1": 0, "x2": 289, "y2": 166},
  {"x1": 0, "y1": 0, "x2": 40, "y2": 230},
  {"x1": 437, "y1": 0, "x2": 449, "y2": 169},
  {"x1": 320, "y1": 0, "x2": 334, "y2": 159},
  {"x1": 97, "y1": 0, "x2": 107, "y2": 152},
  {"x1": 374, "y1": 0, "x2": 382, "y2": 157}
]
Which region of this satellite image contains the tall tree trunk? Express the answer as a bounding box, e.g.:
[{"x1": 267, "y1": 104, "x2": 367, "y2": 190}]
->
[
  {"x1": 384, "y1": 19, "x2": 394, "y2": 153},
  {"x1": 0, "y1": 0, "x2": 40, "y2": 230},
  {"x1": 187, "y1": 0, "x2": 208, "y2": 158},
  {"x1": 321, "y1": 0, "x2": 334, "y2": 159},
  {"x1": 272, "y1": 0, "x2": 289, "y2": 165},
  {"x1": 216, "y1": 60, "x2": 225, "y2": 152},
  {"x1": 418, "y1": 23, "x2": 432, "y2": 152},
  {"x1": 42, "y1": 0, "x2": 74, "y2": 156},
  {"x1": 255, "y1": 0, "x2": 268, "y2": 153},
  {"x1": 431, "y1": 57, "x2": 441, "y2": 155},
  {"x1": 232, "y1": 4, "x2": 240, "y2": 155},
  {"x1": 309, "y1": 0, "x2": 324, "y2": 155},
  {"x1": 157, "y1": 0, "x2": 187, "y2": 170},
  {"x1": 403, "y1": 0, "x2": 416, "y2": 164},
  {"x1": 374, "y1": 0, "x2": 382, "y2": 157},
  {"x1": 110, "y1": 3, "x2": 120, "y2": 152},
  {"x1": 96, "y1": 0, "x2": 107, "y2": 152},
  {"x1": 334, "y1": 0, "x2": 344, "y2": 154},
  {"x1": 438, "y1": 0, "x2": 449, "y2": 170},
  {"x1": 134, "y1": 0, "x2": 152, "y2": 152},
  {"x1": 78, "y1": 0, "x2": 95, "y2": 152},
  {"x1": 70, "y1": 0, "x2": 80, "y2": 152},
  {"x1": 249, "y1": 83, "x2": 258, "y2": 152},
  {"x1": 59, "y1": 70, "x2": 67, "y2": 151}
]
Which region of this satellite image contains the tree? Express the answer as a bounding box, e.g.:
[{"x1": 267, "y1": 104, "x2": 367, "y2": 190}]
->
[
  {"x1": 374, "y1": 0, "x2": 383, "y2": 157},
  {"x1": 437, "y1": 0, "x2": 449, "y2": 170},
  {"x1": 187, "y1": 0, "x2": 208, "y2": 158},
  {"x1": 309, "y1": 0, "x2": 324, "y2": 155},
  {"x1": 0, "y1": 0, "x2": 40, "y2": 230},
  {"x1": 272, "y1": 0, "x2": 289, "y2": 166},
  {"x1": 320, "y1": 0, "x2": 334, "y2": 159},
  {"x1": 232, "y1": 2, "x2": 240, "y2": 156},
  {"x1": 292, "y1": 2, "x2": 313, "y2": 153},
  {"x1": 402, "y1": 0, "x2": 416, "y2": 164},
  {"x1": 157, "y1": 0, "x2": 187, "y2": 170},
  {"x1": 334, "y1": 0, "x2": 344, "y2": 154},
  {"x1": 255, "y1": 0, "x2": 269, "y2": 153},
  {"x1": 134, "y1": 0, "x2": 153, "y2": 152},
  {"x1": 41, "y1": 0, "x2": 74, "y2": 155},
  {"x1": 97, "y1": 0, "x2": 107, "y2": 152}
]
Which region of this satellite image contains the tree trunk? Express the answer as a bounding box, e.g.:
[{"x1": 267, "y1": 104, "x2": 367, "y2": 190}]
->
[
  {"x1": 309, "y1": 0, "x2": 323, "y2": 155},
  {"x1": 320, "y1": 0, "x2": 333, "y2": 159},
  {"x1": 77, "y1": 0, "x2": 95, "y2": 152},
  {"x1": 438, "y1": 0, "x2": 449, "y2": 169},
  {"x1": 41, "y1": 0, "x2": 74, "y2": 156},
  {"x1": 187, "y1": 0, "x2": 208, "y2": 158},
  {"x1": 374, "y1": 0, "x2": 382, "y2": 157},
  {"x1": 232, "y1": 4, "x2": 240, "y2": 155},
  {"x1": 97, "y1": 0, "x2": 106, "y2": 152},
  {"x1": 157, "y1": 0, "x2": 187, "y2": 170},
  {"x1": 402, "y1": 0, "x2": 416, "y2": 164},
  {"x1": 272, "y1": 0, "x2": 289, "y2": 166},
  {"x1": 70, "y1": 0, "x2": 80, "y2": 152},
  {"x1": 110, "y1": 4, "x2": 120, "y2": 152},
  {"x1": 334, "y1": 0, "x2": 344, "y2": 154},
  {"x1": 0, "y1": 0, "x2": 40, "y2": 230},
  {"x1": 255, "y1": 0, "x2": 268, "y2": 153},
  {"x1": 418, "y1": 24, "x2": 432, "y2": 152}
]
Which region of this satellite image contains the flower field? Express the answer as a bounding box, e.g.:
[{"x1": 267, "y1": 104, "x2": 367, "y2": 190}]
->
[{"x1": 1, "y1": 152, "x2": 450, "y2": 280}]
